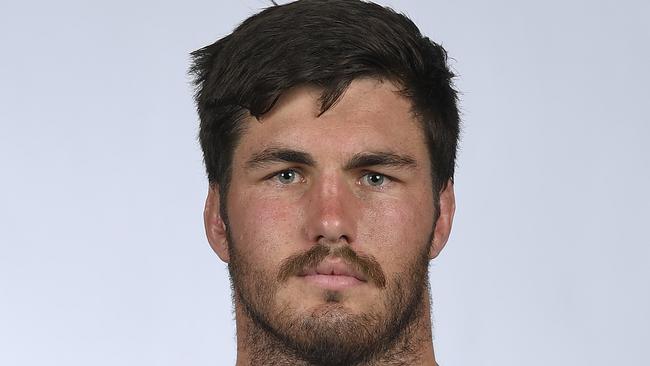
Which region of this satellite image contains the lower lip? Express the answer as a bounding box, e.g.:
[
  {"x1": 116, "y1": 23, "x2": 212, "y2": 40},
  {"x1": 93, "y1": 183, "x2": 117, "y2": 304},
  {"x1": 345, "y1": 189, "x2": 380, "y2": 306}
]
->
[{"x1": 300, "y1": 274, "x2": 365, "y2": 290}]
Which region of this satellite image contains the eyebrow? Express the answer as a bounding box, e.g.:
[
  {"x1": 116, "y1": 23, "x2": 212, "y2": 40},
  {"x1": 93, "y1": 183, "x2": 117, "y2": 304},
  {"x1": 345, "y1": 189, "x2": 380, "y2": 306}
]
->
[
  {"x1": 343, "y1": 151, "x2": 418, "y2": 171},
  {"x1": 245, "y1": 147, "x2": 316, "y2": 170},
  {"x1": 244, "y1": 146, "x2": 417, "y2": 171}
]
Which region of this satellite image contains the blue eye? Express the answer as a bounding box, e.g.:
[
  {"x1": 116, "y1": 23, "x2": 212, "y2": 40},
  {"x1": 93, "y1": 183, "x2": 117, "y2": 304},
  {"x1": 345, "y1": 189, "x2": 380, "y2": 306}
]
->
[
  {"x1": 362, "y1": 173, "x2": 386, "y2": 187},
  {"x1": 275, "y1": 170, "x2": 299, "y2": 184}
]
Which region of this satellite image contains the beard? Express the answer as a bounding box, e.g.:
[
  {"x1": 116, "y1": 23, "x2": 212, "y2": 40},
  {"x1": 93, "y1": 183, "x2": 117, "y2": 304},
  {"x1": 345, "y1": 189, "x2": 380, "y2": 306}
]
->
[{"x1": 227, "y1": 230, "x2": 433, "y2": 366}]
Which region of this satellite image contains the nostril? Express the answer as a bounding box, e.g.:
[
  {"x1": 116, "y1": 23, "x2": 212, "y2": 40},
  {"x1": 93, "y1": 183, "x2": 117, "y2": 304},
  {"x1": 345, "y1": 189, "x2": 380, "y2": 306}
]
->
[
  {"x1": 317, "y1": 237, "x2": 351, "y2": 249},
  {"x1": 305, "y1": 207, "x2": 356, "y2": 246}
]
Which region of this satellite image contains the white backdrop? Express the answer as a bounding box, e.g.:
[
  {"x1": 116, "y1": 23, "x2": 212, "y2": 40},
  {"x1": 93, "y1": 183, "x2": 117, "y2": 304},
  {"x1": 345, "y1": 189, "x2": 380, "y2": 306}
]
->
[{"x1": 1, "y1": 1, "x2": 648, "y2": 365}]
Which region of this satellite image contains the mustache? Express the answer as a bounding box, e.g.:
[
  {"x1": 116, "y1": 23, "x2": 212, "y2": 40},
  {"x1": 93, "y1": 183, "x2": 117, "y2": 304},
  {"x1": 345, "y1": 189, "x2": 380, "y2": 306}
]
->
[{"x1": 277, "y1": 243, "x2": 387, "y2": 288}]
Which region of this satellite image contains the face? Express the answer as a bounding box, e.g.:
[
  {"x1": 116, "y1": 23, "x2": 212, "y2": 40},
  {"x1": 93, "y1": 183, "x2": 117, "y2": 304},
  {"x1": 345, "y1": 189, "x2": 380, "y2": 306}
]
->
[{"x1": 205, "y1": 78, "x2": 455, "y2": 364}]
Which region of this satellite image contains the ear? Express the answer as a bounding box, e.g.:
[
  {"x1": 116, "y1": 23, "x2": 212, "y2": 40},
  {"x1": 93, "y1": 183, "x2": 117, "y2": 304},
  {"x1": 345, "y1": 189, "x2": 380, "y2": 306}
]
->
[
  {"x1": 204, "y1": 185, "x2": 230, "y2": 263},
  {"x1": 429, "y1": 180, "x2": 456, "y2": 259}
]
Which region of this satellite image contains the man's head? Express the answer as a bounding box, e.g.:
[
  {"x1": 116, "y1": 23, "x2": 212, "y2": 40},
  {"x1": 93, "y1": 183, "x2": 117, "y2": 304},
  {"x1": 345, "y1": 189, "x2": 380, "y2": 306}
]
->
[{"x1": 191, "y1": 1, "x2": 459, "y2": 364}]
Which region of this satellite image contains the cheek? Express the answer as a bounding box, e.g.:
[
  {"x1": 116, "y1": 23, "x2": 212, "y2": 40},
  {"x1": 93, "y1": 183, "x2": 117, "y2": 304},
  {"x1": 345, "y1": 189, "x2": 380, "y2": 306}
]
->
[
  {"x1": 227, "y1": 191, "x2": 303, "y2": 269},
  {"x1": 361, "y1": 193, "x2": 434, "y2": 270}
]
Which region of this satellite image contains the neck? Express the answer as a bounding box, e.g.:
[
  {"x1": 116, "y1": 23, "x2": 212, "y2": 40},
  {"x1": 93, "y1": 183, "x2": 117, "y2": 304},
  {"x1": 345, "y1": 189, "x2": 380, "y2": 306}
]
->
[{"x1": 232, "y1": 293, "x2": 438, "y2": 366}]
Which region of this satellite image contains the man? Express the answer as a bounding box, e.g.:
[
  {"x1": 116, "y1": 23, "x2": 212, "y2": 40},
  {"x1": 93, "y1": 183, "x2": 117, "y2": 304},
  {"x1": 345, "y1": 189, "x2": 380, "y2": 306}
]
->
[{"x1": 190, "y1": 0, "x2": 460, "y2": 365}]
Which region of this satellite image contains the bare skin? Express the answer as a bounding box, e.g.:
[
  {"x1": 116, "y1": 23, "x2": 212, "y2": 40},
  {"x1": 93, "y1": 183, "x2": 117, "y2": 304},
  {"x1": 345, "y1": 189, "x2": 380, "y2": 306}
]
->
[{"x1": 204, "y1": 78, "x2": 455, "y2": 366}]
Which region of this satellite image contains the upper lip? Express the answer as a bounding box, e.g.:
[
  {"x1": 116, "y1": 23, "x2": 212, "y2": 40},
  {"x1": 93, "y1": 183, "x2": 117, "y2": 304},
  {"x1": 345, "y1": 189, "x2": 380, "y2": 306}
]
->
[{"x1": 299, "y1": 258, "x2": 368, "y2": 282}]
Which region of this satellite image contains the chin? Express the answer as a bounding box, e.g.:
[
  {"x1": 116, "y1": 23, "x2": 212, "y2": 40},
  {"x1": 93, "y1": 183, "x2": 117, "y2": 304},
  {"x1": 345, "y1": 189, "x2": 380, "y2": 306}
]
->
[{"x1": 287, "y1": 285, "x2": 375, "y2": 316}]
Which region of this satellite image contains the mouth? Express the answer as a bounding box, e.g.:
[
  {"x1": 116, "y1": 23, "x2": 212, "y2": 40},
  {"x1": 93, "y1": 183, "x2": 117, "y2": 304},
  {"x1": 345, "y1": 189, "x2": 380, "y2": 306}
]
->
[{"x1": 298, "y1": 258, "x2": 368, "y2": 290}]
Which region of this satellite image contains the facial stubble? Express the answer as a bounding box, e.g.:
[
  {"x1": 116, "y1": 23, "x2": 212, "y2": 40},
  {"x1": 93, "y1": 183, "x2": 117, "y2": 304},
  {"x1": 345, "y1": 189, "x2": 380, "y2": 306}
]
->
[{"x1": 227, "y1": 232, "x2": 434, "y2": 366}]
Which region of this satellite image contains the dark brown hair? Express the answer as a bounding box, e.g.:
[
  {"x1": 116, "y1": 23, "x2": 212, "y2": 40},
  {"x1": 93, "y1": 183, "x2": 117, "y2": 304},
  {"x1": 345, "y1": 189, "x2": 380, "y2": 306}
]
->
[{"x1": 190, "y1": 0, "x2": 460, "y2": 212}]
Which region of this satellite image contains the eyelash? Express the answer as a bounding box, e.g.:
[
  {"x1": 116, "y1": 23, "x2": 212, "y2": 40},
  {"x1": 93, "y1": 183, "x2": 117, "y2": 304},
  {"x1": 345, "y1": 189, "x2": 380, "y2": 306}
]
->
[
  {"x1": 266, "y1": 169, "x2": 394, "y2": 189},
  {"x1": 358, "y1": 171, "x2": 390, "y2": 188},
  {"x1": 268, "y1": 169, "x2": 304, "y2": 185}
]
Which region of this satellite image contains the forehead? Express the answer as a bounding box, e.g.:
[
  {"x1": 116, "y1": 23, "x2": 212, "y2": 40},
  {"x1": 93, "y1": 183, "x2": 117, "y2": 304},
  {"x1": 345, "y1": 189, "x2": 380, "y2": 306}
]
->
[{"x1": 233, "y1": 78, "x2": 428, "y2": 164}]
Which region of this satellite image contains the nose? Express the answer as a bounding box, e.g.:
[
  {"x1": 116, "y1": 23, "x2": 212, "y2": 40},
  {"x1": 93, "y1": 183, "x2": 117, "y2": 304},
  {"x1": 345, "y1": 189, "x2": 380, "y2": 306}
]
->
[{"x1": 303, "y1": 172, "x2": 359, "y2": 245}]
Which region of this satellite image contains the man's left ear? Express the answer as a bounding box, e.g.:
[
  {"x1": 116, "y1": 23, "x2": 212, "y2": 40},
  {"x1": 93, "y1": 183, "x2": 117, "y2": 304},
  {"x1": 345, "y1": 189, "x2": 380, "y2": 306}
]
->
[{"x1": 430, "y1": 180, "x2": 456, "y2": 259}]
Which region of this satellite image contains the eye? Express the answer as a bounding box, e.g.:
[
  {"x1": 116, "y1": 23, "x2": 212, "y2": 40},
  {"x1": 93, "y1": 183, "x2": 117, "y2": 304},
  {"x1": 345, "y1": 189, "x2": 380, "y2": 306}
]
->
[
  {"x1": 361, "y1": 172, "x2": 389, "y2": 187},
  {"x1": 273, "y1": 169, "x2": 302, "y2": 185}
]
